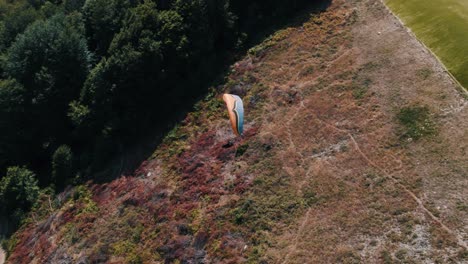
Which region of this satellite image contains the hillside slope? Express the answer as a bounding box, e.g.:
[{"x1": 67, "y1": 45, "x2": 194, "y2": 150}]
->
[{"x1": 5, "y1": 0, "x2": 467, "y2": 263}]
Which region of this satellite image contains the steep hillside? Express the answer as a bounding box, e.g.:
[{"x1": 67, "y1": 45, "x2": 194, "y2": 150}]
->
[{"x1": 5, "y1": 0, "x2": 467, "y2": 263}]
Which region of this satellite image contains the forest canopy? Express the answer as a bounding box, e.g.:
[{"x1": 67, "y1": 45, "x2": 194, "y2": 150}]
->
[{"x1": 0, "y1": 0, "x2": 313, "y2": 227}]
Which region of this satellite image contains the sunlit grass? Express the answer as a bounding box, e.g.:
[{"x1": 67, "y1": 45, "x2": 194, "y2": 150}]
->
[{"x1": 386, "y1": 0, "x2": 468, "y2": 89}]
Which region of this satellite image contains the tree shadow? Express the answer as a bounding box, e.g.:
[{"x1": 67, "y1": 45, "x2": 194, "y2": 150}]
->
[
  {"x1": 245, "y1": 0, "x2": 332, "y2": 50},
  {"x1": 90, "y1": 0, "x2": 333, "y2": 184}
]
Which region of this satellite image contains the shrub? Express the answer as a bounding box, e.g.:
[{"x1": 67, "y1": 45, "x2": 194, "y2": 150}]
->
[
  {"x1": 82, "y1": 0, "x2": 133, "y2": 56},
  {"x1": 52, "y1": 145, "x2": 74, "y2": 188},
  {"x1": 0, "y1": 79, "x2": 27, "y2": 170}
]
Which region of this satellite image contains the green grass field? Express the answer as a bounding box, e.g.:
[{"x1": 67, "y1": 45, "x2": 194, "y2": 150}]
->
[{"x1": 386, "y1": 0, "x2": 468, "y2": 89}]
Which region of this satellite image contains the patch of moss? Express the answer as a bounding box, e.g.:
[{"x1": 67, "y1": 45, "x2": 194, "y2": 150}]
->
[
  {"x1": 397, "y1": 105, "x2": 436, "y2": 140},
  {"x1": 417, "y1": 68, "x2": 432, "y2": 80}
]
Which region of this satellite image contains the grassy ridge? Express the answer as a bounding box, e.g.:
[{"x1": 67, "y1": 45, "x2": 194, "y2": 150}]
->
[{"x1": 386, "y1": 0, "x2": 468, "y2": 88}]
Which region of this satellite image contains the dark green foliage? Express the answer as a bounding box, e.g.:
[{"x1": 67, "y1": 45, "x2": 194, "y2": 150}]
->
[
  {"x1": 0, "y1": 79, "x2": 27, "y2": 172},
  {"x1": 64, "y1": 0, "x2": 86, "y2": 13},
  {"x1": 1, "y1": 13, "x2": 89, "y2": 180},
  {"x1": 68, "y1": 100, "x2": 90, "y2": 126},
  {"x1": 0, "y1": 166, "x2": 39, "y2": 217},
  {"x1": 6, "y1": 14, "x2": 89, "y2": 106},
  {"x1": 40, "y1": 1, "x2": 63, "y2": 18},
  {"x1": 83, "y1": 0, "x2": 135, "y2": 56},
  {"x1": 230, "y1": 0, "x2": 311, "y2": 36},
  {"x1": 1, "y1": 233, "x2": 18, "y2": 259},
  {"x1": 76, "y1": 0, "x2": 313, "y2": 142},
  {"x1": 397, "y1": 105, "x2": 436, "y2": 140},
  {"x1": 52, "y1": 145, "x2": 73, "y2": 188},
  {"x1": 235, "y1": 143, "x2": 249, "y2": 157},
  {"x1": 27, "y1": 0, "x2": 46, "y2": 9},
  {"x1": 173, "y1": 0, "x2": 237, "y2": 51},
  {"x1": 0, "y1": 0, "x2": 318, "y2": 228},
  {"x1": 0, "y1": 4, "x2": 39, "y2": 51},
  {"x1": 78, "y1": 1, "x2": 191, "y2": 139}
]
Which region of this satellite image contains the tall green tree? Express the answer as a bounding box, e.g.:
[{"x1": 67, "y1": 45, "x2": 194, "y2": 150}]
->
[
  {"x1": 0, "y1": 79, "x2": 27, "y2": 174},
  {"x1": 27, "y1": 0, "x2": 46, "y2": 9},
  {"x1": 64, "y1": 0, "x2": 86, "y2": 13},
  {"x1": 51, "y1": 145, "x2": 73, "y2": 189},
  {"x1": 3, "y1": 13, "x2": 89, "y2": 177},
  {"x1": 0, "y1": 166, "x2": 39, "y2": 214},
  {"x1": 0, "y1": 4, "x2": 38, "y2": 51},
  {"x1": 83, "y1": 0, "x2": 135, "y2": 56},
  {"x1": 6, "y1": 14, "x2": 90, "y2": 105},
  {"x1": 76, "y1": 1, "x2": 189, "y2": 138}
]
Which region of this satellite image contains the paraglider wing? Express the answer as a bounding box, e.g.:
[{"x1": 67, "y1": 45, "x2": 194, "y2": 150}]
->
[{"x1": 222, "y1": 94, "x2": 244, "y2": 136}]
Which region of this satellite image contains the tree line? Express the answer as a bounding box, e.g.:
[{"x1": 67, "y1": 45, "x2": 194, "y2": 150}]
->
[{"x1": 0, "y1": 0, "x2": 312, "y2": 229}]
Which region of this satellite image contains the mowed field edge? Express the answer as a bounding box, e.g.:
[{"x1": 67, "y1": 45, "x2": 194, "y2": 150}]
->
[{"x1": 385, "y1": 0, "x2": 468, "y2": 89}]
